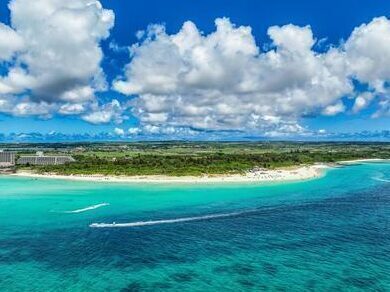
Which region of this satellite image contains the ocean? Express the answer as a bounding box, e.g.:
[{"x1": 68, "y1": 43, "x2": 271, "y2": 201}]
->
[{"x1": 0, "y1": 162, "x2": 389, "y2": 291}]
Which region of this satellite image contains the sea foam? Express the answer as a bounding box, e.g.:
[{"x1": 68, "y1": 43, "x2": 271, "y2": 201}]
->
[
  {"x1": 89, "y1": 210, "x2": 254, "y2": 228},
  {"x1": 63, "y1": 203, "x2": 110, "y2": 214}
]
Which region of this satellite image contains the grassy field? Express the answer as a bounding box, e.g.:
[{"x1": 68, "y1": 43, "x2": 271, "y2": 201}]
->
[{"x1": 9, "y1": 142, "x2": 390, "y2": 176}]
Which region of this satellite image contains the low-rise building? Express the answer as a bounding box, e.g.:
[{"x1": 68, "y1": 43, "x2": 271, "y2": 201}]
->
[{"x1": 17, "y1": 152, "x2": 75, "y2": 166}]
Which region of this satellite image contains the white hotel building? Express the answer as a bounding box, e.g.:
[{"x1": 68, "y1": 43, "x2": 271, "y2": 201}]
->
[{"x1": 0, "y1": 151, "x2": 16, "y2": 167}]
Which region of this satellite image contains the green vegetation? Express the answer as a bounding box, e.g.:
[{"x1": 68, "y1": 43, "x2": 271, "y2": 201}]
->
[{"x1": 9, "y1": 142, "x2": 390, "y2": 176}]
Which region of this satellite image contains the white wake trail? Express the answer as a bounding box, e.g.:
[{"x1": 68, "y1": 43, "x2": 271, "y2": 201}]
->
[
  {"x1": 90, "y1": 210, "x2": 253, "y2": 228},
  {"x1": 63, "y1": 203, "x2": 110, "y2": 214},
  {"x1": 372, "y1": 177, "x2": 390, "y2": 183}
]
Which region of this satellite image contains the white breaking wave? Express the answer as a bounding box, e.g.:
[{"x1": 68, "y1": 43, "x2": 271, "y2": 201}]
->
[
  {"x1": 63, "y1": 203, "x2": 110, "y2": 214},
  {"x1": 90, "y1": 210, "x2": 254, "y2": 228},
  {"x1": 372, "y1": 177, "x2": 390, "y2": 183}
]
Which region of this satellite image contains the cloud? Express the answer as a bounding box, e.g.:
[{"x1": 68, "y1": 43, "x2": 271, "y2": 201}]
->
[
  {"x1": 352, "y1": 92, "x2": 374, "y2": 113},
  {"x1": 1, "y1": 6, "x2": 389, "y2": 135},
  {"x1": 0, "y1": 23, "x2": 24, "y2": 60},
  {"x1": 128, "y1": 127, "x2": 141, "y2": 135},
  {"x1": 114, "y1": 127, "x2": 125, "y2": 136},
  {"x1": 0, "y1": 95, "x2": 55, "y2": 117},
  {"x1": 344, "y1": 16, "x2": 390, "y2": 117},
  {"x1": 1, "y1": 129, "x2": 389, "y2": 142},
  {"x1": 129, "y1": 125, "x2": 197, "y2": 136},
  {"x1": 0, "y1": 131, "x2": 118, "y2": 142},
  {"x1": 268, "y1": 24, "x2": 315, "y2": 52},
  {"x1": 113, "y1": 18, "x2": 347, "y2": 131},
  {"x1": 0, "y1": 0, "x2": 124, "y2": 123},
  {"x1": 81, "y1": 99, "x2": 127, "y2": 124},
  {"x1": 114, "y1": 17, "x2": 390, "y2": 134},
  {"x1": 345, "y1": 17, "x2": 390, "y2": 93},
  {"x1": 322, "y1": 101, "x2": 345, "y2": 116},
  {"x1": 59, "y1": 103, "x2": 86, "y2": 115}
]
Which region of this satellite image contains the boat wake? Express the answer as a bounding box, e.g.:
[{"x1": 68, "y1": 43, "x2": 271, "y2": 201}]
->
[
  {"x1": 90, "y1": 209, "x2": 256, "y2": 228},
  {"x1": 62, "y1": 203, "x2": 110, "y2": 214},
  {"x1": 372, "y1": 177, "x2": 390, "y2": 183}
]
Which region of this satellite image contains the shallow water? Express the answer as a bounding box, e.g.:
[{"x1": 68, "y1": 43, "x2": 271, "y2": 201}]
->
[{"x1": 0, "y1": 163, "x2": 389, "y2": 291}]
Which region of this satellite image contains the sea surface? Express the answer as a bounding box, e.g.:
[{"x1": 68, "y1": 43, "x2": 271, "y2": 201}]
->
[{"x1": 0, "y1": 162, "x2": 389, "y2": 291}]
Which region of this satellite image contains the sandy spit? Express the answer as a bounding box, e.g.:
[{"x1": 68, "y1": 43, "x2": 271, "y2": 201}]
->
[{"x1": 9, "y1": 164, "x2": 330, "y2": 184}]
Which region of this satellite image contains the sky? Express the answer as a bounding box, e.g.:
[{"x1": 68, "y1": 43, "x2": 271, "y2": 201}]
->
[{"x1": 0, "y1": 0, "x2": 389, "y2": 141}]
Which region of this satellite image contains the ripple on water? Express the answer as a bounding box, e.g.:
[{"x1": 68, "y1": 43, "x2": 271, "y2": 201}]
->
[
  {"x1": 342, "y1": 276, "x2": 379, "y2": 290},
  {"x1": 262, "y1": 262, "x2": 279, "y2": 276},
  {"x1": 237, "y1": 278, "x2": 256, "y2": 288},
  {"x1": 170, "y1": 271, "x2": 197, "y2": 283},
  {"x1": 120, "y1": 282, "x2": 143, "y2": 292}
]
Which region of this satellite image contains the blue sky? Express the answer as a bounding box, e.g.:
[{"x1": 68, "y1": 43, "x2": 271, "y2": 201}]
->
[{"x1": 0, "y1": 0, "x2": 389, "y2": 141}]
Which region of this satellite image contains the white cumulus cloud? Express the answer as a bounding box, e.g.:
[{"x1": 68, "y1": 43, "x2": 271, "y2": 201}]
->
[
  {"x1": 345, "y1": 17, "x2": 390, "y2": 93},
  {"x1": 0, "y1": 23, "x2": 24, "y2": 60},
  {"x1": 114, "y1": 127, "x2": 125, "y2": 136},
  {"x1": 114, "y1": 17, "x2": 390, "y2": 134},
  {"x1": 322, "y1": 101, "x2": 345, "y2": 116},
  {"x1": 344, "y1": 17, "x2": 390, "y2": 117},
  {"x1": 352, "y1": 92, "x2": 374, "y2": 113},
  {"x1": 0, "y1": 0, "x2": 126, "y2": 123},
  {"x1": 1, "y1": 6, "x2": 389, "y2": 135},
  {"x1": 81, "y1": 99, "x2": 127, "y2": 124}
]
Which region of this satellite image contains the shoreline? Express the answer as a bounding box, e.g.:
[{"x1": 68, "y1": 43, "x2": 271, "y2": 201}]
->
[
  {"x1": 5, "y1": 159, "x2": 388, "y2": 184},
  {"x1": 9, "y1": 164, "x2": 329, "y2": 184}
]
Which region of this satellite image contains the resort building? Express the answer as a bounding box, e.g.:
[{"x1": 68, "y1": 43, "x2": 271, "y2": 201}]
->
[
  {"x1": 17, "y1": 152, "x2": 75, "y2": 165},
  {"x1": 0, "y1": 151, "x2": 16, "y2": 167}
]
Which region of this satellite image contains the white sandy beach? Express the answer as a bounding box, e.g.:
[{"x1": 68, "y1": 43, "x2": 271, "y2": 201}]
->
[{"x1": 10, "y1": 164, "x2": 329, "y2": 184}]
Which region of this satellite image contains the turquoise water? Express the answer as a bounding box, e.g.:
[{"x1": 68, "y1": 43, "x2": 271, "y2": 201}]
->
[{"x1": 0, "y1": 163, "x2": 389, "y2": 291}]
